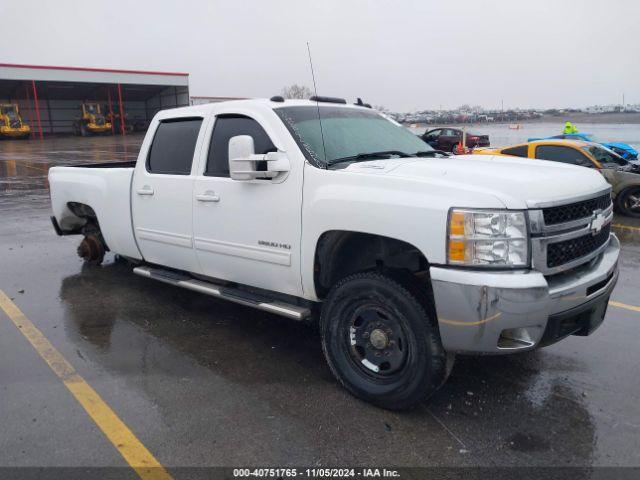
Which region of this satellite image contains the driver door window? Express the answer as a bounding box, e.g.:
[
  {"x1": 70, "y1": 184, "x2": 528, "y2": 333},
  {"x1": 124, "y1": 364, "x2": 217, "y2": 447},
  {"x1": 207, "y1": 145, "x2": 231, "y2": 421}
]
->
[
  {"x1": 535, "y1": 145, "x2": 593, "y2": 167},
  {"x1": 205, "y1": 115, "x2": 276, "y2": 177}
]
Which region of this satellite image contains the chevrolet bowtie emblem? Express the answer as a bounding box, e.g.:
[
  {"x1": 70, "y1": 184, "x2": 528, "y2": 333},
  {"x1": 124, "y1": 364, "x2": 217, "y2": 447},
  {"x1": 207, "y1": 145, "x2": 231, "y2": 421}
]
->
[{"x1": 590, "y1": 211, "x2": 606, "y2": 235}]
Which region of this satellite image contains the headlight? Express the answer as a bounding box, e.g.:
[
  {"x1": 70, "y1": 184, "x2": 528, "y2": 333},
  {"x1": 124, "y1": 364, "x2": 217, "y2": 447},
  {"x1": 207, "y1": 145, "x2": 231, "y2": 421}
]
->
[{"x1": 447, "y1": 209, "x2": 529, "y2": 267}]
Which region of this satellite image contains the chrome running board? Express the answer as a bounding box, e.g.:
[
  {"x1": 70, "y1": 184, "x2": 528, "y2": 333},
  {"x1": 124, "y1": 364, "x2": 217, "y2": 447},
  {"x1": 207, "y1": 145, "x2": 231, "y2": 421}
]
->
[{"x1": 133, "y1": 266, "x2": 311, "y2": 321}]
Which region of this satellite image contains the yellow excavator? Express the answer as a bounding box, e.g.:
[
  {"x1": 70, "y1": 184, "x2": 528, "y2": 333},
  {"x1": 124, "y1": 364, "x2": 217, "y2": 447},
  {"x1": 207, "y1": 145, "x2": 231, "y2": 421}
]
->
[
  {"x1": 73, "y1": 102, "x2": 112, "y2": 136},
  {"x1": 0, "y1": 103, "x2": 31, "y2": 139}
]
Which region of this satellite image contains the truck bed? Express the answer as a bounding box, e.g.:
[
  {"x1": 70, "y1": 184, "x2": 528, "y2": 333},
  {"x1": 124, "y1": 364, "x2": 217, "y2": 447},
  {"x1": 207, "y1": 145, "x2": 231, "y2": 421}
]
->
[{"x1": 49, "y1": 164, "x2": 141, "y2": 260}]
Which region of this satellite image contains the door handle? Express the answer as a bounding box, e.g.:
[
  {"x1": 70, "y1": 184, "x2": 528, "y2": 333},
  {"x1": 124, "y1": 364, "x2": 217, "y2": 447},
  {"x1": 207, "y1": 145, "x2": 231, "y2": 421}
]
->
[
  {"x1": 136, "y1": 186, "x2": 154, "y2": 196},
  {"x1": 195, "y1": 191, "x2": 220, "y2": 203}
]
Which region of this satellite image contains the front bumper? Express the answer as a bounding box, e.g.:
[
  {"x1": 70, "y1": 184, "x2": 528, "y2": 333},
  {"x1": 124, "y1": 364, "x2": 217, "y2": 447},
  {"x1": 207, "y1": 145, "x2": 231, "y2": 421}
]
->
[
  {"x1": 430, "y1": 234, "x2": 620, "y2": 354},
  {"x1": 0, "y1": 126, "x2": 30, "y2": 137},
  {"x1": 87, "y1": 123, "x2": 111, "y2": 133}
]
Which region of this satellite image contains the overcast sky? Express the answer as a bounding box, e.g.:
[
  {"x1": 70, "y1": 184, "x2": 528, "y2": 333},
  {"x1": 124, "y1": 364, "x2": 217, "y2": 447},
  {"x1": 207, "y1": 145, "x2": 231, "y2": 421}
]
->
[{"x1": 2, "y1": 0, "x2": 639, "y2": 111}]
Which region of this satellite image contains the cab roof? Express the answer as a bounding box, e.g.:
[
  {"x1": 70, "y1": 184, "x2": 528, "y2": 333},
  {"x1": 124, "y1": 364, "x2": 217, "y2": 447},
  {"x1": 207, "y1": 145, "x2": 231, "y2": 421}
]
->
[
  {"x1": 527, "y1": 138, "x2": 592, "y2": 147},
  {"x1": 157, "y1": 97, "x2": 372, "y2": 118}
]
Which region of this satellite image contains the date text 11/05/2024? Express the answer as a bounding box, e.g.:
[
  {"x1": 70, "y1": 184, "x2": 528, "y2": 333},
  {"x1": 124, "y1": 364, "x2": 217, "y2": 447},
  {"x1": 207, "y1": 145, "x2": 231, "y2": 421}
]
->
[{"x1": 233, "y1": 468, "x2": 400, "y2": 478}]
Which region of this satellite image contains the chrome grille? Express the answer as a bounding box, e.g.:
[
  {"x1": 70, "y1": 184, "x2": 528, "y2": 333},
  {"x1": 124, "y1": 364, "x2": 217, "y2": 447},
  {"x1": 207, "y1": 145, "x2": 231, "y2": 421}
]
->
[
  {"x1": 530, "y1": 190, "x2": 613, "y2": 275},
  {"x1": 543, "y1": 194, "x2": 611, "y2": 225},
  {"x1": 547, "y1": 224, "x2": 611, "y2": 268}
]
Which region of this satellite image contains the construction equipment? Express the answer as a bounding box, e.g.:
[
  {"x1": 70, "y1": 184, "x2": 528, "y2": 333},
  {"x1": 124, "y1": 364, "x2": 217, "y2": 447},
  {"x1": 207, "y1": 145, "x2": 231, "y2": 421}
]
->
[
  {"x1": 0, "y1": 104, "x2": 31, "y2": 139},
  {"x1": 73, "y1": 103, "x2": 112, "y2": 136}
]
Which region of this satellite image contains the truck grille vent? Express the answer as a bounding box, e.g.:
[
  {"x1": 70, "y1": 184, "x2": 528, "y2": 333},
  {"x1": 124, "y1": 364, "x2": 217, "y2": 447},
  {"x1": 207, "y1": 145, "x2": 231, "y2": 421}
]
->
[
  {"x1": 543, "y1": 194, "x2": 611, "y2": 225},
  {"x1": 547, "y1": 224, "x2": 610, "y2": 268}
]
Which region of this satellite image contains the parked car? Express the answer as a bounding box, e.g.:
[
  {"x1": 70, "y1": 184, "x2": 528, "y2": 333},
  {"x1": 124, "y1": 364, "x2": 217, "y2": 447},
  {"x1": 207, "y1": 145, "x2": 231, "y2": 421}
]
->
[
  {"x1": 475, "y1": 139, "x2": 640, "y2": 217},
  {"x1": 49, "y1": 98, "x2": 619, "y2": 410},
  {"x1": 421, "y1": 127, "x2": 489, "y2": 153},
  {"x1": 528, "y1": 133, "x2": 638, "y2": 160}
]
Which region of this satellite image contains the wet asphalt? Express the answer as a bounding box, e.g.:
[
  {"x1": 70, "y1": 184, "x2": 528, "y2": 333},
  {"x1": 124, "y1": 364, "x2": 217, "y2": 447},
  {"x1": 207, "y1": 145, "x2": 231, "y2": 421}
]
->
[{"x1": 0, "y1": 135, "x2": 639, "y2": 473}]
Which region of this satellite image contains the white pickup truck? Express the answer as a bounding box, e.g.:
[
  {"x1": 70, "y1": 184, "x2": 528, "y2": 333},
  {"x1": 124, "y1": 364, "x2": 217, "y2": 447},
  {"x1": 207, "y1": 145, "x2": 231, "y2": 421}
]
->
[{"x1": 49, "y1": 97, "x2": 620, "y2": 409}]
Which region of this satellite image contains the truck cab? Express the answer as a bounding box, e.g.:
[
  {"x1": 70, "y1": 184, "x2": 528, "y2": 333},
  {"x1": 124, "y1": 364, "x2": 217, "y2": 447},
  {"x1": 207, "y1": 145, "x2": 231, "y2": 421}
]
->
[{"x1": 49, "y1": 98, "x2": 620, "y2": 409}]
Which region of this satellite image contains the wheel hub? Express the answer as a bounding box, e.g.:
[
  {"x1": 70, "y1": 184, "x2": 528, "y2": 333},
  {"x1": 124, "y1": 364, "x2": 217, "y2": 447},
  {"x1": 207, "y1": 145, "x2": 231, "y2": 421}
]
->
[
  {"x1": 348, "y1": 306, "x2": 407, "y2": 376},
  {"x1": 369, "y1": 328, "x2": 389, "y2": 349},
  {"x1": 627, "y1": 194, "x2": 640, "y2": 211}
]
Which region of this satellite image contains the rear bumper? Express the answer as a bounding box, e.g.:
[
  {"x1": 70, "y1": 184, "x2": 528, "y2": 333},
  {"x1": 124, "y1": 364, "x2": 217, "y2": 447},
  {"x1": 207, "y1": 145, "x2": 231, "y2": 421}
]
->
[{"x1": 430, "y1": 234, "x2": 619, "y2": 354}]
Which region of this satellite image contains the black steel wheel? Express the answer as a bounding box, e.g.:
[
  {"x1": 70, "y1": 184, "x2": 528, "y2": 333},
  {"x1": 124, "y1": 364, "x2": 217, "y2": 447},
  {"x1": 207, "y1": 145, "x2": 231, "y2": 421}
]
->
[
  {"x1": 348, "y1": 305, "x2": 408, "y2": 377},
  {"x1": 320, "y1": 271, "x2": 452, "y2": 410},
  {"x1": 617, "y1": 186, "x2": 640, "y2": 218}
]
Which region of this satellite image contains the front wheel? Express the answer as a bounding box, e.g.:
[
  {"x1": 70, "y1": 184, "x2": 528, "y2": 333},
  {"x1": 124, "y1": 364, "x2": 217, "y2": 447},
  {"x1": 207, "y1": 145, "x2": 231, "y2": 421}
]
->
[
  {"x1": 616, "y1": 187, "x2": 640, "y2": 218},
  {"x1": 320, "y1": 271, "x2": 452, "y2": 410}
]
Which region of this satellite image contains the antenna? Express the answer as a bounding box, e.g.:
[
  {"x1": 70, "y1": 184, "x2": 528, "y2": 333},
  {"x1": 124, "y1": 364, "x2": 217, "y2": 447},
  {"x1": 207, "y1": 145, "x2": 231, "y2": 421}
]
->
[{"x1": 306, "y1": 42, "x2": 328, "y2": 164}]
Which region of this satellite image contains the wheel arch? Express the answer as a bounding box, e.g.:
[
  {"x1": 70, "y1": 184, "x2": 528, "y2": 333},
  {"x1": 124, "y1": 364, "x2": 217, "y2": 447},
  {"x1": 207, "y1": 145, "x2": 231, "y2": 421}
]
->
[{"x1": 313, "y1": 230, "x2": 432, "y2": 300}]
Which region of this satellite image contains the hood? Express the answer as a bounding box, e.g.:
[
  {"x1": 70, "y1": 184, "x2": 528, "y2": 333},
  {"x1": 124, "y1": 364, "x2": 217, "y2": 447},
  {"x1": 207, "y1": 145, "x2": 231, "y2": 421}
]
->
[{"x1": 343, "y1": 155, "x2": 610, "y2": 209}]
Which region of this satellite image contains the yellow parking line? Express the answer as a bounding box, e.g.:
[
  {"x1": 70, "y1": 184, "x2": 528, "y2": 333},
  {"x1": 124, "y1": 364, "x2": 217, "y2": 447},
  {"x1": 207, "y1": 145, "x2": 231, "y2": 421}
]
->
[
  {"x1": 612, "y1": 223, "x2": 640, "y2": 232},
  {"x1": 0, "y1": 290, "x2": 172, "y2": 480},
  {"x1": 609, "y1": 300, "x2": 640, "y2": 313}
]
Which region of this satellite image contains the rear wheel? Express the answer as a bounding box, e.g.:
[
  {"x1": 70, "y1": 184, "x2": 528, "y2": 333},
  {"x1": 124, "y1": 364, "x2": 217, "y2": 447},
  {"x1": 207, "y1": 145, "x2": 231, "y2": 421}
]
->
[
  {"x1": 616, "y1": 187, "x2": 640, "y2": 218},
  {"x1": 320, "y1": 271, "x2": 452, "y2": 410}
]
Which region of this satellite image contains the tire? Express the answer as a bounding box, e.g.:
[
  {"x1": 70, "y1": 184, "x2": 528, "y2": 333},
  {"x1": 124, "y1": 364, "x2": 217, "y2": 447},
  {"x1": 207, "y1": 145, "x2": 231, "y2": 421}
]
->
[
  {"x1": 320, "y1": 271, "x2": 452, "y2": 410},
  {"x1": 616, "y1": 187, "x2": 640, "y2": 218},
  {"x1": 450, "y1": 143, "x2": 458, "y2": 154},
  {"x1": 80, "y1": 125, "x2": 88, "y2": 137}
]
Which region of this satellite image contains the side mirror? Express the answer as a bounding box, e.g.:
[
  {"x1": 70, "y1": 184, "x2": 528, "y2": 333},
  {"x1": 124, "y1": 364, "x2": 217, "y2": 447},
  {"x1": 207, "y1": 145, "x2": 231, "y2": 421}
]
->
[{"x1": 228, "y1": 135, "x2": 290, "y2": 182}]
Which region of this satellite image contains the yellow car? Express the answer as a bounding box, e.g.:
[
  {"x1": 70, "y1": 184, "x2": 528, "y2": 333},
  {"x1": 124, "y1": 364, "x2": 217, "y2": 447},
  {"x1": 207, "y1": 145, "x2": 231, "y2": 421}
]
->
[
  {"x1": 474, "y1": 139, "x2": 640, "y2": 217},
  {"x1": 0, "y1": 104, "x2": 31, "y2": 139}
]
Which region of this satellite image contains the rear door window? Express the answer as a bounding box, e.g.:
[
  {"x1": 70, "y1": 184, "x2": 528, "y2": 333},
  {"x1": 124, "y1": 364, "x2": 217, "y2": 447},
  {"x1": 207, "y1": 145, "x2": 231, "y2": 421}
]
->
[
  {"x1": 206, "y1": 115, "x2": 276, "y2": 177},
  {"x1": 535, "y1": 145, "x2": 593, "y2": 167},
  {"x1": 501, "y1": 145, "x2": 529, "y2": 157},
  {"x1": 147, "y1": 118, "x2": 203, "y2": 175}
]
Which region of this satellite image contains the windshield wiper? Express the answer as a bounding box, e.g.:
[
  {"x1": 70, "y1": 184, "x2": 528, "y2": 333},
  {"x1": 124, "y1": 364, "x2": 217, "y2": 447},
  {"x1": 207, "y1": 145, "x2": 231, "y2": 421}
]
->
[
  {"x1": 327, "y1": 150, "x2": 413, "y2": 167},
  {"x1": 415, "y1": 150, "x2": 449, "y2": 157}
]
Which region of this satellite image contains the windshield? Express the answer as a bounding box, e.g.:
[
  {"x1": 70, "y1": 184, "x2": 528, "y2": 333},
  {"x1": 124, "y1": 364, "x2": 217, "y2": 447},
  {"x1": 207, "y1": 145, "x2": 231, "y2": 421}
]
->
[
  {"x1": 275, "y1": 106, "x2": 432, "y2": 167},
  {"x1": 582, "y1": 145, "x2": 628, "y2": 167}
]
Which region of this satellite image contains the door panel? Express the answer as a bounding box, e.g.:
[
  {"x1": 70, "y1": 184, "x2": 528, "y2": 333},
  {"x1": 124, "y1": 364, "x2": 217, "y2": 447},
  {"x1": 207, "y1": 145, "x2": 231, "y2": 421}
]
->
[
  {"x1": 192, "y1": 114, "x2": 303, "y2": 296},
  {"x1": 132, "y1": 117, "x2": 205, "y2": 273},
  {"x1": 440, "y1": 129, "x2": 460, "y2": 151}
]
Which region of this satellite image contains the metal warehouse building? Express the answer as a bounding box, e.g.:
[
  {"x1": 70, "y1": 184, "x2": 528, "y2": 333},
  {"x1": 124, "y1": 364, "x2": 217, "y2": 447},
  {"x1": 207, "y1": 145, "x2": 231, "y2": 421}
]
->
[{"x1": 0, "y1": 63, "x2": 190, "y2": 138}]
